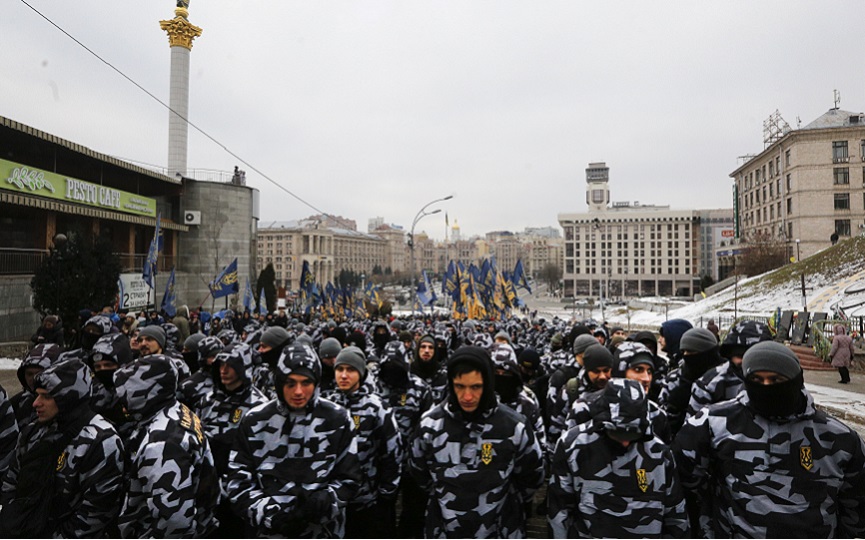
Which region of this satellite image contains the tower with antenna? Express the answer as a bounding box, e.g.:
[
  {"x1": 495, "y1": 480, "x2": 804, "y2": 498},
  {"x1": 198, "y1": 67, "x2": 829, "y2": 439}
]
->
[{"x1": 160, "y1": 1, "x2": 202, "y2": 178}]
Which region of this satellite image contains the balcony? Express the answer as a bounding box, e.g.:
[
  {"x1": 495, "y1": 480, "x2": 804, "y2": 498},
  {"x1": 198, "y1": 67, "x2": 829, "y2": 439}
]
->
[{"x1": 0, "y1": 248, "x2": 175, "y2": 275}]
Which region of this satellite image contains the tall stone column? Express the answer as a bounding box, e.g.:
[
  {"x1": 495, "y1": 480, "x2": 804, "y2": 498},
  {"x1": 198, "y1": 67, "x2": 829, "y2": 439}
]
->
[{"x1": 160, "y1": 5, "x2": 202, "y2": 179}]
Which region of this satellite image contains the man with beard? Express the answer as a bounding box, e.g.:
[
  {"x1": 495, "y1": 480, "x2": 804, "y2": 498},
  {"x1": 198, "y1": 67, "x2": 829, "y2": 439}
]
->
[
  {"x1": 1, "y1": 359, "x2": 124, "y2": 538},
  {"x1": 409, "y1": 346, "x2": 544, "y2": 538},
  {"x1": 410, "y1": 334, "x2": 449, "y2": 404},
  {"x1": 675, "y1": 342, "x2": 865, "y2": 538},
  {"x1": 226, "y1": 342, "x2": 360, "y2": 537}
]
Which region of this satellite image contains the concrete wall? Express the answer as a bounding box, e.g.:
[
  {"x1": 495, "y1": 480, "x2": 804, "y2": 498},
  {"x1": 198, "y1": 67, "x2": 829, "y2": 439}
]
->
[
  {"x1": 176, "y1": 180, "x2": 256, "y2": 308},
  {"x1": 0, "y1": 275, "x2": 41, "y2": 343}
]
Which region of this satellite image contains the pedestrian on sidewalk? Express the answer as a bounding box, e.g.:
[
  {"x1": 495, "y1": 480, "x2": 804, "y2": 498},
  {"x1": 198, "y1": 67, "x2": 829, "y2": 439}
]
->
[{"x1": 829, "y1": 324, "x2": 854, "y2": 384}]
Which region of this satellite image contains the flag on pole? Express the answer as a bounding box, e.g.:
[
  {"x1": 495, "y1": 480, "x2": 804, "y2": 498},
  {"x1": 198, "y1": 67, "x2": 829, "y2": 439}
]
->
[
  {"x1": 512, "y1": 259, "x2": 532, "y2": 294},
  {"x1": 160, "y1": 266, "x2": 177, "y2": 317},
  {"x1": 209, "y1": 258, "x2": 239, "y2": 299},
  {"x1": 417, "y1": 270, "x2": 437, "y2": 306},
  {"x1": 258, "y1": 287, "x2": 268, "y2": 316},
  {"x1": 142, "y1": 212, "x2": 161, "y2": 289}
]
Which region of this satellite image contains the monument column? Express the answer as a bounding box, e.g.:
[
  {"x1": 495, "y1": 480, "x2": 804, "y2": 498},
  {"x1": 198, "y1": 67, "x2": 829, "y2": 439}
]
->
[{"x1": 160, "y1": 3, "x2": 202, "y2": 179}]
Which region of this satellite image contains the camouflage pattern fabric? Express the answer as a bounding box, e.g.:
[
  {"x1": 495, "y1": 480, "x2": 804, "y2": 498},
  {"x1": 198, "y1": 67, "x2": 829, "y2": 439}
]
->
[
  {"x1": 375, "y1": 343, "x2": 433, "y2": 458},
  {"x1": 115, "y1": 354, "x2": 219, "y2": 538},
  {"x1": 548, "y1": 379, "x2": 689, "y2": 538},
  {"x1": 566, "y1": 388, "x2": 671, "y2": 444},
  {"x1": 324, "y1": 384, "x2": 402, "y2": 509},
  {"x1": 225, "y1": 341, "x2": 360, "y2": 537},
  {"x1": 686, "y1": 360, "x2": 743, "y2": 419},
  {"x1": 674, "y1": 388, "x2": 865, "y2": 538},
  {"x1": 12, "y1": 342, "x2": 63, "y2": 429},
  {"x1": 409, "y1": 400, "x2": 545, "y2": 538},
  {"x1": 3, "y1": 359, "x2": 125, "y2": 537},
  {"x1": 0, "y1": 383, "x2": 18, "y2": 479}
]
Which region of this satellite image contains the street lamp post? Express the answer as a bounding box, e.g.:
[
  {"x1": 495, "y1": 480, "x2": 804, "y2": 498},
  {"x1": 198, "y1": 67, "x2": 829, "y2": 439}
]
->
[
  {"x1": 796, "y1": 239, "x2": 807, "y2": 312},
  {"x1": 409, "y1": 195, "x2": 453, "y2": 290},
  {"x1": 591, "y1": 218, "x2": 604, "y2": 322}
]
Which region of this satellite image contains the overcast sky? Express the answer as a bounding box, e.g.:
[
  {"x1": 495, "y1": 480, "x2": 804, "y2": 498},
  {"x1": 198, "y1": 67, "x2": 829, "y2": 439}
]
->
[{"x1": 4, "y1": 1, "x2": 864, "y2": 240}]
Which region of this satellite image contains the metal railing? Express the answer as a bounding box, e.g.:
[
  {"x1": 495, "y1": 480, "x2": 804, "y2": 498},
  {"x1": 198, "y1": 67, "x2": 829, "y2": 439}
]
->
[
  {"x1": 0, "y1": 248, "x2": 48, "y2": 275},
  {"x1": 0, "y1": 248, "x2": 175, "y2": 275}
]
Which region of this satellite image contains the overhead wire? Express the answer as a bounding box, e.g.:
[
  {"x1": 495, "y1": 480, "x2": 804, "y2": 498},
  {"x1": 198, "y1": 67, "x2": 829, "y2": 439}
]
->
[{"x1": 18, "y1": 0, "x2": 357, "y2": 231}]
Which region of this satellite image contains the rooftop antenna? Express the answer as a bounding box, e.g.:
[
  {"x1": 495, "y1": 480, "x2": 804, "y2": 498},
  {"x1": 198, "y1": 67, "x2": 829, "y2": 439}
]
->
[
  {"x1": 796, "y1": 116, "x2": 801, "y2": 128},
  {"x1": 834, "y1": 89, "x2": 841, "y2": 109},
  {"x1": 762, "y1": 110, "x2": 791, "y2": 148}
]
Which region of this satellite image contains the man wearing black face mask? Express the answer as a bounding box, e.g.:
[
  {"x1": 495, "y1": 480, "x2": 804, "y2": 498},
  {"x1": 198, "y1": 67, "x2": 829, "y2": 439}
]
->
[
  {"x1": 490, "y1": 343, "x2": 546, "y2": 462},
  {"x1": 254, "y1": 326, "x2": 293, "y2": 401},
  {"x1": 674, "y1": 341, "x2": 865, "y2": 538},
  {"x1": 179, "y1": 336, "x2": 224, "y2": 410},
  {"x1": 659, "y1": 328, "x2": 722, "y2": 436},
  {"x1": 87, "y1": 333, "x2": 133, "y2": 430},
  {"x1": 58, "y1": 316, "x2": 113, "y2": 365}
]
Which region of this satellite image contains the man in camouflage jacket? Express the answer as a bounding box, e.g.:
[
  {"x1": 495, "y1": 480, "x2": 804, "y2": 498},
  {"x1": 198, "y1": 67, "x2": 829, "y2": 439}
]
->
[
  {"x1": 675, "y1": 341, "x2": 865, "y2": 538},
  {"x1": 548, "y1": 378, "x2": 689, "y2": 538},
  {"x1": 1, "y1": 358, "x2": 125, "y2": 537},
  {"x1": 226, "y1": 341, "x2": 360, "y2": 538},
  {"x1": 324, "y1": 346, "x2": 402, "y2": 538},
  {"x1": 115, "y1": 353, "x2": 219, "y2": 538},
  {"x1": 409, "y1": 345, "x2": 545, "y2": 538}
]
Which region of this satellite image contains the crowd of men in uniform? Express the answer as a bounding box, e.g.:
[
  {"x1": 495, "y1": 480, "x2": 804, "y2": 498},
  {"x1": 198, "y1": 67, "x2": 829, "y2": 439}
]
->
[{"x1": 0, "y1": 307, "x2": 863, "y2": 538}]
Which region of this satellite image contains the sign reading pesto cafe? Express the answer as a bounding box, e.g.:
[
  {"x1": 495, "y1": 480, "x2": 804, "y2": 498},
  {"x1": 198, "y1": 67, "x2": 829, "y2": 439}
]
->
[{"x1": 0, "y1": 158, "x2": 157, "y2": 218}]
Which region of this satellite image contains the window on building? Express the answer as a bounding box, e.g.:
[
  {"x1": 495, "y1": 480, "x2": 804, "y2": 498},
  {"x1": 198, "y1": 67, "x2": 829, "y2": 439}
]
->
[
  {"x1": 834, "y1": 167, "x2": 850, "y2": 185},
  {"x1": 788, "y1": 222, "x2": 793, "y2": 238},
  {"x1": 786, "y1": 174, "x2": 791, "y2": 191},
  {"x1": 834, "y1": 193, "x2": 850, "y2": 210},
  {"x1": 769, "y1": 161, "x2": 774, "y2": 177},
  {"x1": 833, "y1": 141, "x2": 849, "y2": 163},
  {"x1": 836, "y1": 219, "x2": 851, "y2": 236},
  {"x1": 861, "y1": 139, "x2": 865, "y2": 161},
  {"x1": 785, "y1": 149, "x2": 791, "y2": 166},
  {"x1": 769, "y1": 183, "x2": 773, "y2": 197}
]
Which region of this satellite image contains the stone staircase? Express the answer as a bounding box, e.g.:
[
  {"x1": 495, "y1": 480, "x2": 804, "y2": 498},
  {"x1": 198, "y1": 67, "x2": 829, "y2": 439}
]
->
[{"x1": 789, "y1": 344, "x2": 835, "y2": 371}]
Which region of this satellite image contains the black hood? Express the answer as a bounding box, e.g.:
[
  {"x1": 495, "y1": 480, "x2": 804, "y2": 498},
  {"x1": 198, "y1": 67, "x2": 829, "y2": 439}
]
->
[
  {"x1": 114, "y1": 354, "x2": 178, "y2": 422},
  {"x1": 446, "y1": 345, "x2": 497, "y2": 419}
]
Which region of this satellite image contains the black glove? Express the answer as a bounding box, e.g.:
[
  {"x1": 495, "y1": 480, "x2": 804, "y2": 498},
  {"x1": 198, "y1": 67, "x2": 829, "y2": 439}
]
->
[{"x1": 301, "y1": 490, "x2": 333, "y2": 521}]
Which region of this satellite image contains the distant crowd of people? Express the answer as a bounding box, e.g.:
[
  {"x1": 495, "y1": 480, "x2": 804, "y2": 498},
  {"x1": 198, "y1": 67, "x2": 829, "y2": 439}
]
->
[{"x1": 1, "y1": 306, "x2": 863, "y2": 538}]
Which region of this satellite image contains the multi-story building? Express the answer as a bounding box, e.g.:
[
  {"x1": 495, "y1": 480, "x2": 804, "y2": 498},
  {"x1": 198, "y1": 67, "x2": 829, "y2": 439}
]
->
[
  {"x1": 696, "y1": 208, "x2": 735, "y2": 281},
  {"x1": 370, "y1": 223, "x2": 407, "y2": 275},
  {"x1": 257, "y1": 220, "x2": 335, "y2": 290},
  {"x1": 731, "y1": 107, "x2": 865, "y2": 260},
  {"x1": 559, "y1": 162, "x2": 700, "y2": 299}
]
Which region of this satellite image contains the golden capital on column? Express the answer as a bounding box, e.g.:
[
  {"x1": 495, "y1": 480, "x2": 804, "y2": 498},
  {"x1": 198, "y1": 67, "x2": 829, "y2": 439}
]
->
[{"x1": 159, "y1": 12, "x2": 202, "y2": 50}]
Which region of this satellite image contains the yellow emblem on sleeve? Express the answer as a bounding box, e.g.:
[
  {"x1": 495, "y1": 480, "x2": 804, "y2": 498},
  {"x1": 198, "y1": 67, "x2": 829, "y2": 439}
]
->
[
  {"x1": 231, "y1": 408, "x2": 242, "y2": 424},
  {"x1": 56, "y1": 450, "x2": 68, "y2": 472},
  {"x1": 636, "y1": 468, "x2": 648, "y2": 492},
  {"x1": 480, "y1": 442, "x2": 494, "y2": 465},
  {"x1": 800, "y1": 446, "x2": 813, "y2": 470},
  {"x1": 353, "y1": 415, "x2": 361, "y2": 430}
]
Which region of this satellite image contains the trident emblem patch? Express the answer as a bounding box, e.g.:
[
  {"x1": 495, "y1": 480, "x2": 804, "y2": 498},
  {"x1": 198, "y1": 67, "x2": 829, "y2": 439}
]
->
[
  {"x1": 800, "y1": 447, "x2": 813, "y2": 470},
  {"x1": 56, "y1": 450, "x2": 68, "y2": 472},
  {"x1": 353, "y1": 415, "x2": 361, "y2": 430},
  {"x1": 231, "y1": 408, "x2": 242, "y2": 424},
  {"x1": 636, "y1": 468, "x2": 648, "y2": 493},
  {"x1": 480, "y1": 443, "x2": 494, "y2": 465}
]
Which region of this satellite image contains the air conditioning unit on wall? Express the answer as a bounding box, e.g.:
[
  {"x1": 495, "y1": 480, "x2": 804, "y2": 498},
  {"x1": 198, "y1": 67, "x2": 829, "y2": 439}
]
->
[{"x1": 184, "y1": 210, "x2": 201, "y2": 225}]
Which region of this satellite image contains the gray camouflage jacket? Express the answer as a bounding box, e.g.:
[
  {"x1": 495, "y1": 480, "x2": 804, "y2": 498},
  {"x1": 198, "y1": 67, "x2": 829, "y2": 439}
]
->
[{"x1": 674, "y1": 388, "x2": 865, "y2": 538}]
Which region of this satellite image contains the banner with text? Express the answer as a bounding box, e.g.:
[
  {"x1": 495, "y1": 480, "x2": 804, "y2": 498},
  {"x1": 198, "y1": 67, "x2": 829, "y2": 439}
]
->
[
  {"x1": 118, "y1": 273, "x2": 156, "y2": 310},
  {"x1": 0, "y1": 158, "x2": 157, "y2": 217}
]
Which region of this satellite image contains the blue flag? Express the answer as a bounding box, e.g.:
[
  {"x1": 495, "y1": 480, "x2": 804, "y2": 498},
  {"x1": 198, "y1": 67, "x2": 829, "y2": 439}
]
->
[
  {"x1": 417, "y1": 270, "x2": 437, "y2": 306},
  {"x1": 210, "y1": 258, "x2": 239, "y2": 299},
  {"x1": 142, "y1": 212, "x2": 161, "y2": 289},
  {"x1": 258, "y1": 287, "x2": 268, "y2": 316},
  {"x1": 160, "y1": 266, "x2": 177, "y2": 318},
  {"x1": 513, "y1": 259, "x2": 532, "y2": 294}
]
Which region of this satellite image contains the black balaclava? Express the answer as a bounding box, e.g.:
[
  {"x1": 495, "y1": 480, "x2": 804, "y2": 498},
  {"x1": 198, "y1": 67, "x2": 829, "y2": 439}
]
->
[{"x1": 742, "y1": 341, "x2": 806, "y2": 418}]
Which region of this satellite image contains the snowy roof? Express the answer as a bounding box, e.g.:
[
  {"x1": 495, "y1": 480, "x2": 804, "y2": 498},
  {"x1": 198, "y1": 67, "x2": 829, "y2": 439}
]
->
[
  {"x1": 259, "y1": 220, "x2": 300, "y2": 229},
  {"x1": 801, "y1": 108, "x2": 865, "y2": 130}
]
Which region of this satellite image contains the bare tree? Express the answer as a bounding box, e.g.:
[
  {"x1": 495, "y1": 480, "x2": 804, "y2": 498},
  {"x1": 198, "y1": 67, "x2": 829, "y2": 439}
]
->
[
  {"x1": 739, "y1": 231, "x2": 787, "y2": 276},
  {"x1": 540, "y1": 262, "x2": 562, "y2": 291}
]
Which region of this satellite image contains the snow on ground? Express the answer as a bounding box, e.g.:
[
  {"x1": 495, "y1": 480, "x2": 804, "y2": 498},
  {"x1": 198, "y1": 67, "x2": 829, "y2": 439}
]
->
[{"x1": 0, "y1": 358, "x2": 20, "y2": 370}]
